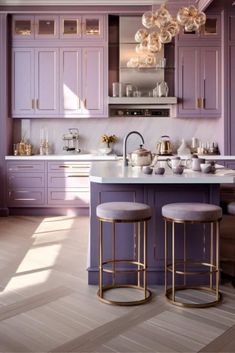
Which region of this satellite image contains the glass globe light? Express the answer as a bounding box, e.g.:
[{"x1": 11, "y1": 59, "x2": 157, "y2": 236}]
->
[
  {"x1": 144, "y1": 54, "x2": 156, "y2": 67},
  {"x1": 135, "y1": 28, "x2": 149, "y2": 43},
  {"x1": 147, "y1": 31, "x2": 160, "y2": 42},
  {"x1": 177, "y1": 7, "x2": 190, "y2": 26},
  {"x1": 195, "y1": 12, "x2": 206, "y2": 26},
  {"x1": 165, "y1": 19, "x2": 180, "y2": 37},
  {"x1": 188, "y1": 5, "x2": 198, "y2": 18},
  {"x1": 159, "y1": 29, "x2": 172, "y2": 44},
  {"x1": 147, "y1": 38, "x2": 162, "y2": 53},
  {"x1": 136, "y1": 40, "x2": 149, "y2": 53},
  {"x1": 142, "y1": 11, "x2": 156, "y2": 29},
  {"x1": 184, "y1": 18, "x2": 199, "y2": 32},
  {"x1": 157, "y1": 5, "x2": 172, "y2": 27}
]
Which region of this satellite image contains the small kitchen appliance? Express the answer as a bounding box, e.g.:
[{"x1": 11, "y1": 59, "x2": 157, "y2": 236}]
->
[{"x1": 62, "y1": 128, "x2": 81, "y2": 153}]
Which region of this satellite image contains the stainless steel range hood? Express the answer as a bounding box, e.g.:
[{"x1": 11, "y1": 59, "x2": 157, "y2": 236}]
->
[{"x1": 111, "y1": 16, "x2": 177, "y2": 110}]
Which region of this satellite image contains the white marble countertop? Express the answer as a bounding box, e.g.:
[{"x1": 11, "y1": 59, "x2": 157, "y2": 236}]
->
[
  {"x1": 90, "y1": 160, "x2": 235, "y2": 184},
  {"x1": 5, "y1": 154, "x2": 235, "y2": 161},
  {"x1": 5, "y1": 154, "x2": 120, "y2": 161}
]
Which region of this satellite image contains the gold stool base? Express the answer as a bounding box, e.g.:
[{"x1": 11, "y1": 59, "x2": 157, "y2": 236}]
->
[
  {"x1": 97, "y1": 284, "x2": 152, "y2": 306},
  {"x1": 166, "y1": 285, "x2": 222, "y2": 308}
]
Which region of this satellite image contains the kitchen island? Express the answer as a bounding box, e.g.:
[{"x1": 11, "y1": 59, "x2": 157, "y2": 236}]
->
[{"x1": 88, "y1": 160, "x2": 235, "y2": 285}]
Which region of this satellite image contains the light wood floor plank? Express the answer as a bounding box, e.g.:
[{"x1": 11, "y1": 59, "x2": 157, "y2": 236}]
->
[{"x1": 199, "y1": 324, "x2": 235, "y2": 352}]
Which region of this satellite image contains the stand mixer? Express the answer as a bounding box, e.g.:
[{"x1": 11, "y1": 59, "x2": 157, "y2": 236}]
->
[{"x1": 62, "y1": 128, "x2": 81, "y2": 153}]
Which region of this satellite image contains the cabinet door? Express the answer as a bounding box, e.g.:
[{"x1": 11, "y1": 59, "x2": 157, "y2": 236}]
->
[
  {"x1": 12, "y1": 48, "x2": 35, "y2": 116},
  {"x1": 177, "y1": 47, "x2": 200, "y2": 117},
  {"x1": 82, "y1": 47, "x2": 104, "y2": 116},
  {"x1": 35, "y1": 15, "x2": 58, "y2": 39},
  {"x1": 35, "y1": 48, "x2": 59, "y2": 116},
  {"x1": 60, "y1": 15, "x2": 82, "y2": 39},
  {"x1": 60, "y1": 48, "x2": 82, "y2": 115},
  {"x1": 201, "y1": 47, "x2": 221, "y2": 116},
  {"x1": 12, "y1": 15, "x2": 34, "y2": 39},
  {"x1": 82, "y1": 15, "x2": 104, "y2": 40}
]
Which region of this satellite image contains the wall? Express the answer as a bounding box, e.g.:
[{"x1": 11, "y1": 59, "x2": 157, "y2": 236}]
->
[{"x1": 14, "y1": 116, "x2": 223, "y2": 156}]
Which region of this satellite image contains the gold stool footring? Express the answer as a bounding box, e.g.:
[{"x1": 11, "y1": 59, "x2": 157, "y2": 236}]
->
[{"x1": 97, "y1": 284, "x2": 152, "y2": 306}]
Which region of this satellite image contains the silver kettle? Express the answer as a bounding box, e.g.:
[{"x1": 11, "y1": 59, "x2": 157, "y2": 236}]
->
[
  {"x1": 156, "y1": 135, "x2": 173, "y2": 155},
  {"x1": 129, "y1": 144, "x2": 153, "y2": 166}
]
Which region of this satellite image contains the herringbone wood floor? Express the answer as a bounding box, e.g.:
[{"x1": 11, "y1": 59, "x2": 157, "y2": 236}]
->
[{"x1": 0, "y1": 216, "x2": 234, "y2": 353}]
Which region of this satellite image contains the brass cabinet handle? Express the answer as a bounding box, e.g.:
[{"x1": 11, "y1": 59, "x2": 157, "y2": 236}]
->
[
  {"x1": 83, "y1": 98, "x2": 87, "y2": 109},
  {"x1": 197, "y1": 98, "x2": 201, "y2": 108},
  {"x1": 32, "y1": 99, "x2": 35, "y2": 109},
  {"x1": 67, "y1": 175, "x2": 88, "y2": 178},
  {"x1": 17, "y1": 166, "x2": 34, "y2": 169}
]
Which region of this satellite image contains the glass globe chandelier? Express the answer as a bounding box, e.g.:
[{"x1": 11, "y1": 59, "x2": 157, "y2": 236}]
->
[{"x1": 127, "y1": 3, "x2": 206, "y2": 68}]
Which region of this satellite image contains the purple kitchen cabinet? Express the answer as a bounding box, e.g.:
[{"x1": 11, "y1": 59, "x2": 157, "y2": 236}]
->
[
  {"x1": 47, "y1": 161, "x2": 90, "y2": 207},
  {"x1": 88, "y1": 182, "x2": 220, "y2": 285},
  {"x1": 12, "y1": 47, "x2": 59, "y2": 117},
  {"x1": 177, "y1": 46, "x2": 221, "y2": 118},
  {"x1": 48, "y1": 188, "x2": 89, "y2": 207},
  {"x1": 6, "y1": 161, "x2": 46, "y2": 207},
  {"x1": 178, "y1": 14, "x2": 221, "y2": 42},
  {"x1": 60, "y1": 47, "x2": 106, "y2": 117},
  {"x1": 81, "y1": 15, "x2": 105, "y2": 41},
  {"x1": 35, "y1": 48, "x2": 59, "y2": 116},
  {"x1": 82, "y1": 47, "x2": 105, "y2": 117},
  {"x1": 12, "y1": 48, "x2": 34, "y2": 116},
  {"x1": 60, "y1": 48, "x2": 82, "y2": 115}
]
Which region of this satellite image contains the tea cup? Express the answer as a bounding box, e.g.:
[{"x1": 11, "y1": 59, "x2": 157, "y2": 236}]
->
[
  {"x1": 166, "y1": 157, "x2": 181, "y2": 169},
  {"x1": 172, "y1": 165, "x2": 184, "y2": 175},
  {"x1": 155, "y1": 167, "x2": 165, "y2": 175},
  {"x1": 143, "y1": 166, "x2": 153, "y2": 175}
]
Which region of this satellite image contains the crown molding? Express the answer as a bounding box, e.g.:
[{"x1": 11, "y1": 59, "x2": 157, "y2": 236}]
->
[{"x1": 0, "y1": 0, "x2": 195, "y2": 5}]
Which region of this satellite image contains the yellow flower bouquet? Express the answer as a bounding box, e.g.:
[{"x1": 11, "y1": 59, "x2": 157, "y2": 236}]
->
[{"x1": 101, "y1": 134, "x2": 118, "y2": 147}]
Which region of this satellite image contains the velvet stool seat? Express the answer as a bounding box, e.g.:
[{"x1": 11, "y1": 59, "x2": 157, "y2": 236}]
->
[
  {"x1": 96, "y1": 201, "x2": 152, "y2": 306},
  {"x1": 162, "y1": 202, "x2": 222, "y2": 308}
]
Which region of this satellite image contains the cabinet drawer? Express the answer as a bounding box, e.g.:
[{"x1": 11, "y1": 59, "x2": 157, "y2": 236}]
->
[
  {"x1": 48, "y1": 188, "x2": 89, "y2": 206},
  {"x1": 48, "y1": 161, "x2": 90, "y2": 173},
  {"x1": 7, "y1": 161, "x2": 45, "y2": 172},
  {"x1": 7, "y1": 188, "x2": 45, "y2": 206},
  {"x1": 8, "y1": 173, "x2": 45, "y2": 188},
  {"x1": 48, "y1": 173, "x2": 89, "y2": 188}
]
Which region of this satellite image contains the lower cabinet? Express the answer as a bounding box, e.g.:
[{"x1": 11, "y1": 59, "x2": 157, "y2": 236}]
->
[
  {"x1": 47, "y1": 161, "x2": 90, "y2": 206},
  {"x1": 6, "y1": 160, "x2": 90, "y2": 208},
  {"x1": 7, "y1": 161, "x2": 46, "y2": 206}
]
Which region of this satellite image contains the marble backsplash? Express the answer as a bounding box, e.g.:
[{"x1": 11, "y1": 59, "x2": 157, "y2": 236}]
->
[{"x1": 13, "y1": 116, "x2": 224, "y2": 156}]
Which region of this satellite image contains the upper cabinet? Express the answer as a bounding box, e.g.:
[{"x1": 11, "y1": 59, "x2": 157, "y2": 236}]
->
[
  {"x1": 175, "y1": 11, "x2": 221, "y2": 118},
  {"x1": 177, "y1": 46, "x2": 221, "y2": 118},
  {"x1": 11, "y1": 13, "x2": 108, "y2": 118},
  {"x1": 60, "y1": 15, "x2": 104, "y2": 40},
  {"x1": 178, "y1": 14, "x2": 221, "y2": 41},
  {"x1": 12, "y1": 47, "x2": 59, "y2": 117},
  {"x1": 60, "y1": 47, "x2": 105, "y2": 117},
  {"x1": 12, "y1": 14, "x2": 105, "y2": 41},
  {"x1": 13, "y1": 15, "x2": 59, "y2": 39}
]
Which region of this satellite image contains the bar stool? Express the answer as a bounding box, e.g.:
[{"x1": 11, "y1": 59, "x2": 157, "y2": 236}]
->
[
  {"x1": 162, "y1": 202, "x2": 222, "y2": 308},
  {"x1": 96, "y1": 201, "x2": 152, "y2": 306}
]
